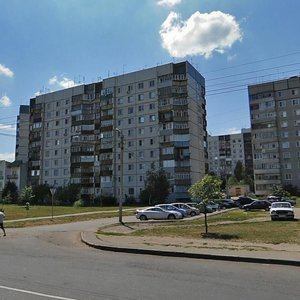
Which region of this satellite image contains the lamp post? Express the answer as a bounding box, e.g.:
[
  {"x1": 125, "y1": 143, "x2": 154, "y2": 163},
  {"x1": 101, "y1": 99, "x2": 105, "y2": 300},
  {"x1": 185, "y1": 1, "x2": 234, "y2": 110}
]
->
[
  {"x1": 115, "y1": 128, "x2": 124, "y2": 224},
  {"x1": 50, "y1": 186, "x2": 56, "y2": 220}
]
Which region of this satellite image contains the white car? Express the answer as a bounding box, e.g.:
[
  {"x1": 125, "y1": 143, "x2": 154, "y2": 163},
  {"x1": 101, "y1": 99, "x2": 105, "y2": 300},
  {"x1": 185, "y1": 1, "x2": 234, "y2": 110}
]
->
[
  {"x1": 135, "y1": 206, "x2": 183, "y2": 221},
  {"x1": 270, "y1": 202, "x2": 295, "y2": 221}
]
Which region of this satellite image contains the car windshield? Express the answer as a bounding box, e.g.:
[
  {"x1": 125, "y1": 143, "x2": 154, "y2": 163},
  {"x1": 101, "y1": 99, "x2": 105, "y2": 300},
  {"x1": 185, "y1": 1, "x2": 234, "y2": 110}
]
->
[{"x1": 272, "y1": 202, "x2": 291, "y2": 208}]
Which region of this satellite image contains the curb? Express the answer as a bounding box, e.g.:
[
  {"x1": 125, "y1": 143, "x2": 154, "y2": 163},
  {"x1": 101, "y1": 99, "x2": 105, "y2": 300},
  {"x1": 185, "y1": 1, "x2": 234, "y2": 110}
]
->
[{"x1": 81, "y1": 232, "x2": 300, "y2": 267}]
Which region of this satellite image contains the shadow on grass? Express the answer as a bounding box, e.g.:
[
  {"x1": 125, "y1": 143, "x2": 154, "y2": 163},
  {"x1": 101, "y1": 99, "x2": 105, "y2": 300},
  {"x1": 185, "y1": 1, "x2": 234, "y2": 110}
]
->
[
  {"x1": 201, "y1": 232, "x2": 239, "y2": 240},
  {"x1": 121, "y1": 222, "x2": 135, "y2": 230}
]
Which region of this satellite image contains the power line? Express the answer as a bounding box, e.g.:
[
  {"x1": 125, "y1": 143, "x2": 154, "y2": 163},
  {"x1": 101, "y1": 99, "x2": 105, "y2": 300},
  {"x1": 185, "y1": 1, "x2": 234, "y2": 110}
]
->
[
  {"x1": 203, "y1": 50, "x2": 300, "y2": 74},
  {"x1": 0, "y1": 132, "x2": 16, "y2": 137}
]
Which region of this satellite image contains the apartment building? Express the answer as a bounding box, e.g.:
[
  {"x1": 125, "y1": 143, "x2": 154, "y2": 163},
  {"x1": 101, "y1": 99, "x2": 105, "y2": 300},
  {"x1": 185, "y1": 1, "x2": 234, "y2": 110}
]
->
[
  {"x1": 249, "y1": 76, "x2": 300, "y2": 196},
  {"x1": 20, "y1": 61, "x2": 207, "y2": 201},
  {"x1": 207, "y1": 129, "x2": 253, "y2": 180}
]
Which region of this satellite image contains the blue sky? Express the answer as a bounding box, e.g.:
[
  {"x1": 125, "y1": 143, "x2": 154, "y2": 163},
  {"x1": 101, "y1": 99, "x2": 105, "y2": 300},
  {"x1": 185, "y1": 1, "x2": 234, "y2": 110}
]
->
[{"x1": 1, "y1": 0, "x2": 300, "y2": 161}]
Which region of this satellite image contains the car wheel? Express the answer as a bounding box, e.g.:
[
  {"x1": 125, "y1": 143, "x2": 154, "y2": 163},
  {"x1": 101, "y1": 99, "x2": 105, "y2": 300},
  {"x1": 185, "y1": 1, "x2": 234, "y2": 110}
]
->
[
  {"x1": 190, "y1": 211, "x2": 196, "y2": 217},
  {"x1": 271, "y1": 217, "x2": 275, "y2": 221},
  {"x1": 167, "y1": 214, "x2": 175, "y2": 220},
  {"x1": 139, "y1": 215, "x2": 147, "y2": 221}
]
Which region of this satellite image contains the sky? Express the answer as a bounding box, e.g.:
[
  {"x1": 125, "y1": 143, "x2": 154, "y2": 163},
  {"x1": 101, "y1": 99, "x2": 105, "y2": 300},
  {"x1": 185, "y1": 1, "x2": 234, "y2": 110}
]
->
[{"x1": 1, "y1": 0, "x2": 300, "y2": 162}]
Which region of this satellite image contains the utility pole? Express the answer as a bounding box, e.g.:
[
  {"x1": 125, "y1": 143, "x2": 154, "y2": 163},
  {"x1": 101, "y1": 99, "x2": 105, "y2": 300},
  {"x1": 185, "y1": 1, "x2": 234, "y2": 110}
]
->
[{"x1": 115, "y1": 128, "x2": 124, "y2": 223}]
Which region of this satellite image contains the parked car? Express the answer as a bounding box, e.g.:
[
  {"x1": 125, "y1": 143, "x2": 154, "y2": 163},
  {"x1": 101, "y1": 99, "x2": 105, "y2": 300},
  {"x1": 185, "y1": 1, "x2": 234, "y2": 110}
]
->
[
  {"x1": 207, "y1": 200, "x2": 220, "y2": 211},
  {"x1": 171, "y1": 203, "x2": 200, "y2": 216},
  {"x1": 218, "y1": 199, "x2": 238, "y2": 209},
  {"x1": 242, "y1": 200, "x2": 271, "y2": 211},
  {"x1": 267, "y1": 196, "x2": 296, "y2": 206},
  {"x1": 155, "y1": 204, "x2": 188, "y2": 217},
  {"x1": 235, "y1": 196, "x2": 257, "y2": 208},
  {"x1": 135, "y1": 206, "x2": 183, "y2": 221},
  {"x1": 270, "y1": 202, "x2": 295, "y2": 221},
  {"x1": 195, "y1": 202, "x2": 214, "y2": 213}
]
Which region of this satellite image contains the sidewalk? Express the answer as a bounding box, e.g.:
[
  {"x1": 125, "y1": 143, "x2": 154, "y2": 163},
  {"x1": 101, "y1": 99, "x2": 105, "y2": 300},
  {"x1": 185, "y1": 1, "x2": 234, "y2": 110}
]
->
[{"x1": 81, "y1": 222, "x2": 300, "y2": 267}]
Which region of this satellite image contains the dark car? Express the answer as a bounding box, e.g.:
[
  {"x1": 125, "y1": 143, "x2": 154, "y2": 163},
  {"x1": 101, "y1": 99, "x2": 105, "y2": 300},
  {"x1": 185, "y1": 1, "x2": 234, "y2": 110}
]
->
[
  {"x1": 235, "y1": 196, "x2": 257, "y2": 208},
  {"x1": 242, "y1": 200, "x2": 271, "y2": 211},
  {"x1": 218, "y1": 199, "x2": 238, "y2": 209}
]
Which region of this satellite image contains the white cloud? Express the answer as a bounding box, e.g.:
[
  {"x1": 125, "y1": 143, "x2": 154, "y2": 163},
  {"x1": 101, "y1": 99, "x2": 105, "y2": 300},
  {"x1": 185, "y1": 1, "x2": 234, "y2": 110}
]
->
[
  {"x1": 160, "y1": 11, "x2": 242, "y2": 58},
  {"x1": 48, "y1": 75, "x2": 77, "y2": 89},
  {"x1": 0, "y1": 123, "x2": 16, "y2": 132},
  {"x1": 0, "y1": 64, "x2": 14, "y2": 78},
  {"x1": 0, "y1": 95, "x2": 12, "y2": 107},
  {"x1": 157, "y1": 0, "x2": 182, "y2": 7},
  {"x1": 0, "y1": 152, "x2": 15, "y2": 162}
]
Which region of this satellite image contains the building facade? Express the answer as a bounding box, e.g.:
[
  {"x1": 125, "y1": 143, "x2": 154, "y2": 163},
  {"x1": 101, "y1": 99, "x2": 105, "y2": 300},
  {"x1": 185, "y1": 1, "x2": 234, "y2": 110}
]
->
[
  {"x1": 249, "y1": 76, "x2": 300, "y2": 196},
  {"x1": 207, "y1": 129, "x2": 253, "y2": 181},
  {"x1": 19, "y1": 61, "x2": 207, "y2": 202}
]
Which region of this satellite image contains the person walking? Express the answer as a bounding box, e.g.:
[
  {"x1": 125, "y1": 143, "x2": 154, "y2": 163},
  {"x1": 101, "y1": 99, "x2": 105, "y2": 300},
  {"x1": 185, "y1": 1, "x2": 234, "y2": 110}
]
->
[{"x1": 0, "y1": 209, "x2": 6, "y2": 236}]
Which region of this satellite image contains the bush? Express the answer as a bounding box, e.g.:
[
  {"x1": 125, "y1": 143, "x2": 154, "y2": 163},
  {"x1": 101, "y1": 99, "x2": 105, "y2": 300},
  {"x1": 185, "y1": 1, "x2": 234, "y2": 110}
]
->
[
  {"x1": 100, "y1": 195, "x2": 116, "y2": 206},
  {"x1": 73, "y1": 199, "x2": 85, "y2": 207},
  {"x1": 124, "y1": 196, "x2": 137, "y2": 206}
]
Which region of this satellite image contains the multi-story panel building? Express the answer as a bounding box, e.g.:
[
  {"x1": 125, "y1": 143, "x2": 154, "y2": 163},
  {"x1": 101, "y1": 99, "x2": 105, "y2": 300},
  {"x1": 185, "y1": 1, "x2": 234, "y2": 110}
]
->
[
  {"x1": 207, "y1": 129, "x2": 253, "y2": 181},
  {"x1": 249, "y1": 76, "x2": 300, "y2": 196},
  {"x1": 19, "y1": 61, "x2": 207, "y2": 201}
]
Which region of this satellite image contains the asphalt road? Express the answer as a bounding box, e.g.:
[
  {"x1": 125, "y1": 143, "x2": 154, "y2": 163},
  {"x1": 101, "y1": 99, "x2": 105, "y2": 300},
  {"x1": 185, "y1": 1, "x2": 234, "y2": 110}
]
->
[{"x1": 0, "y1": 218, "x2": 299, "y2": 300}]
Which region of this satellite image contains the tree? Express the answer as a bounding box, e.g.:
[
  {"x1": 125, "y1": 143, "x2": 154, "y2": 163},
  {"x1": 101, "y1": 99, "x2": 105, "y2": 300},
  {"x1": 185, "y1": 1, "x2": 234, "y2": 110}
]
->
[
  {"x1": 19, "y1": 186, "x2": 35, "y2": 205},
  {"x1": 188, "y1": 175, "x2": 222, "y2": 234},
  {"x1": 234, "y1": 161, "x2": 244, "y2": 182},
  {"x1": 272, "y1": 185, "x2": 291, "y2": 198},
  {"x1": 55, "y1": 184, "x2": 81, "y2": 205},
  {"x1": 2, "y1": 181, "x2": 18, "y2": 204},
  {"x1": 32, "y1": 184, "x2": 51, "y2": 205},
  {"x1": 140, "y1": 167, "x2": 170, "y2": 205}
]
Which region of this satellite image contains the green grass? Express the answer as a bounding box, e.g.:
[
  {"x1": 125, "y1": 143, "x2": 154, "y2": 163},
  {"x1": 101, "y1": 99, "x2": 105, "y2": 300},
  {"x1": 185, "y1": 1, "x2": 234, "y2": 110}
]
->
[
  {"x1": 123, "y1": 210, "x2": 300, "y2": 245},
  {"x1": 2, "y1": 204, "x2": 136, "y2": 228}
]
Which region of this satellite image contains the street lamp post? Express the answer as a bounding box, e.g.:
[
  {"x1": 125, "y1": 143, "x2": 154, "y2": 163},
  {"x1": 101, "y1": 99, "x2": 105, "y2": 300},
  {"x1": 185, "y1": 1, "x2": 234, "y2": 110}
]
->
[
  {"x1": 115, "y1": 128, "x2": 124, "y2": 224},
  {"x1": 50, "y1": 187, "x2": 56, "y2": 220}
]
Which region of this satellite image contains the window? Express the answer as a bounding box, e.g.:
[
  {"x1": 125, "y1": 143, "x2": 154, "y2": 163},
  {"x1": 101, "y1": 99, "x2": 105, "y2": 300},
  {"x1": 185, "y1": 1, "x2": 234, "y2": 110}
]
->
[
  {"x1": 150, "y1": 139, "x2": 154, "y2": 145},
  {"x1": 117, "y1": 98, "x2": 123, "y2": 105},
  {"x1": 150, "y1": 150, "x2": 154, "y2": 157},
  {"x1": 279, "y1": 111, "x2": 287, "y2": 117},
  {"x1": 149, "y1": 91, "x2": 155, "y2": 99},
  {"x1": 278, "y1": 101, "x2": 286, "y2": 107},
  {"x1": 138, "y1": 105, "x2": 144, "y2": 112},
  {"x1": 55, "y1": 140, "x2": 60, "y2": 146},
  {"x1": 294, "y1": 109, "x2": 300, "y2": 115},
  {"x1": 128, "y1": 96, "x2": 134, "y2": 103},
  {"x1": 128, "y1": 164, "x2": 134, "y2": 170},
  {"x1": 138, "y1": 128, "x2": 144, "y2": 135},
  {"x1": 149, "y1": 103, "x2": 155, "y2": 109},
  {"x1": 282, "y1": 142, "x2": 290, "y2": 148},
  {"x1": 54, "y1": 169, "x2": 59, "y2": 176},
  {"x1": 285, "y1": 174, "x2": 292, "y2": 180},
  {"x1": 281, "y1": 121, "x2": 288, "y2": 127},
  {"x1": 128, "y1": 188, "x2": 134, "y2": 195},
  {"x1": 56, "y1": 120, "x2": 60, "y2": 126},
  {"x1": 149, "y1": 115, "x2": 156, "y2": 122},
  {"x1": 118, "y1": 109, "x2": 123, "y2": 116},
  {"x1": 139, "y1": 140, "x2": 143, "y2": 146},
  {"x1": 138, "y1": 94, "x2": 144, "y2": 101},
  {"x1": 138, "y1": 116, "x2": 145, "y2": 123},
  {"x1": 138, "y1": 82, "x2": 144, "y2": 89},
  {"x1": 128, "y1": 118, "x2": 133, "y2": 125},
  {"x1": 149, "y1": 80, "x2": 155, "y2": 87},
  {"x1": 128, "y1": 107, "x2": 134, "y2": 114},
  {"x1": 139, "y1": 163, "x2": 144, "y2": 169},
  {"x1": 292, "y1": 99, "x2": 299, "y2": 105}
]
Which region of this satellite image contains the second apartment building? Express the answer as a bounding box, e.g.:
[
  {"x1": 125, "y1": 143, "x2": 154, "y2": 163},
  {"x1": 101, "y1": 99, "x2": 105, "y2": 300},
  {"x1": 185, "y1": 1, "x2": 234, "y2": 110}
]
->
[{"x1": 249, "y1": 76, "x2": 300, "y2": 196}]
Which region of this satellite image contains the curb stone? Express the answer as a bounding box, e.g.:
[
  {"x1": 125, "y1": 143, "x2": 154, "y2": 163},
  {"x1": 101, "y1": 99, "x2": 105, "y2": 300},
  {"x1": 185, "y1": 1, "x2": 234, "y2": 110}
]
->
[{"x1": 80, "y1": 232, "x2": 300, "y2": 267}]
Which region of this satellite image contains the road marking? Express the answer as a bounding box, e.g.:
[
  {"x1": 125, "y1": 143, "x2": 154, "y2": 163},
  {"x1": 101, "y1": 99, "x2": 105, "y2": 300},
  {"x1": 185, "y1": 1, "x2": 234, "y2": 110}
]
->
[{"x1": 0, "y1": 285, "x2": 79, "y2": 300}]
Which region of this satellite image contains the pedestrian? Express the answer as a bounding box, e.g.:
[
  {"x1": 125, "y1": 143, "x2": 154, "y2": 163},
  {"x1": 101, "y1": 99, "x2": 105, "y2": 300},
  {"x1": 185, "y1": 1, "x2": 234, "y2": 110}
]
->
[{"x1": 0, "y1": 209, "x2": 6, "y2": 236}]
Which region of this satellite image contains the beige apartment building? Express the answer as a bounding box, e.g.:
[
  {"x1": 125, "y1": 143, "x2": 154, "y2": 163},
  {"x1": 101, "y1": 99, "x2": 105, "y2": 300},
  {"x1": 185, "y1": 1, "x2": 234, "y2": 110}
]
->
[
  {"x1": 19, "y1": 61, "x2": 207, "y2": 202},
  {"x1": 249, "y1": 76, "x2": 300, "y2": 196}
]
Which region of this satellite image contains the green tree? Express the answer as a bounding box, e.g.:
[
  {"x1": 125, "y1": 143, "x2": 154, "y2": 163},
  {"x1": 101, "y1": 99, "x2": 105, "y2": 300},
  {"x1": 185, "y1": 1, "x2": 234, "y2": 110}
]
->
[
  {"x1": 55, "y1": 184, "x2": 81, "y2": 205},
  {"x1": 20, "y1": 186, "x2": 35, "y2": 204},
  {"x1": 272, "y1": 185, "x2": 291, "y2": 198},
  {"x1": 140, "y1": 167, "x2": 170, "y2": 205},
  {"x1": 2, "y1": 181, "x2": 18, "y2": 204},
  {"x1": 234, "y1": 161, "x2": 244, "y2": 182},
  {"x1": 188, "y1": 175, "x2": 222, "y2": 234},
  {"x1": 32, "y1": 184, "x2": 51, "y2": 205}
]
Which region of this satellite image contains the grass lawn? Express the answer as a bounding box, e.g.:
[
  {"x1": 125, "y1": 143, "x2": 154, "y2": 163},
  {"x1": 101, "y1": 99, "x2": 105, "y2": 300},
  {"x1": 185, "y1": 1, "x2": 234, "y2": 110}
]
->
[
  {"x1": 2, "y1": 204, "x2": 136, "y2": 228},
  {"x1": 122, "y1": 210, "x2": 300, "y2": 245}
]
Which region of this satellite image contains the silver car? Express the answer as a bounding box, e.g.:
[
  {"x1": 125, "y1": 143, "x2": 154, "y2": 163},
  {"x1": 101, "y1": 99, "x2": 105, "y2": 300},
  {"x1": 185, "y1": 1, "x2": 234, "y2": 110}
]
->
[
  {"x1": 136, "y1": 206, "x2": 183, "y2": 221},
  {"x1": 171, "y1": 203, "x2": 200, "y2": 217},
  {"x1": 270, "y1": 202, "x2": 295, "y2": 221}
]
